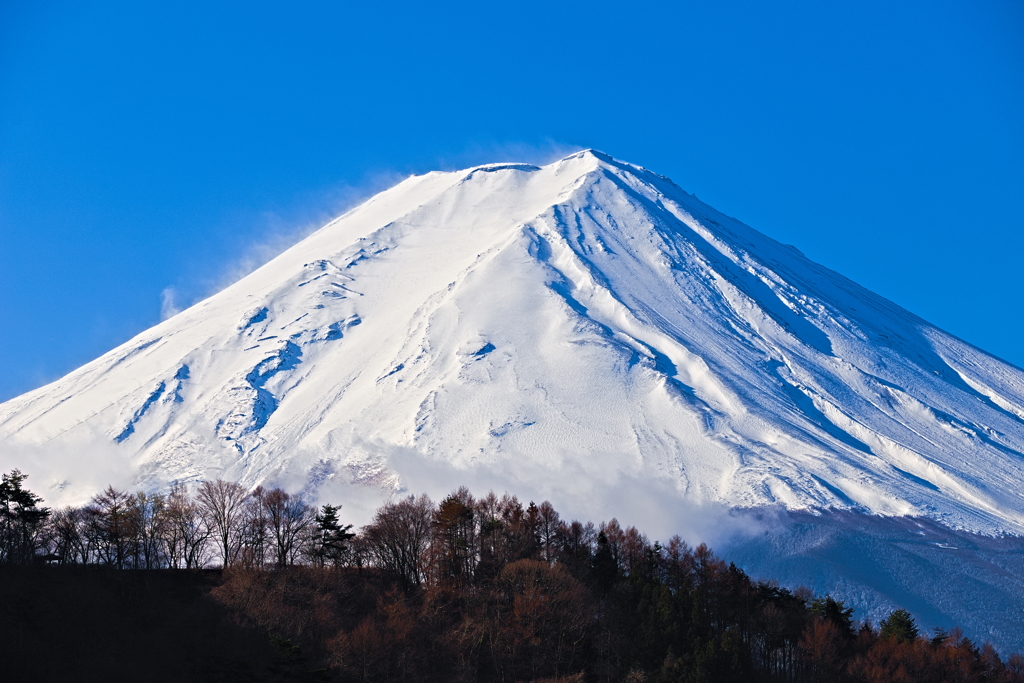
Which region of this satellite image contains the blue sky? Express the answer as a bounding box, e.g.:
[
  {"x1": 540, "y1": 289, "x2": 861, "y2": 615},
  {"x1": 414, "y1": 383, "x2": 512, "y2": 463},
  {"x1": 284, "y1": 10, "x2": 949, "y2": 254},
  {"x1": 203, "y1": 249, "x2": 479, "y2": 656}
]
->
[{"x1": 1, "y1": 0, "x2": 1021, "y2": 401}]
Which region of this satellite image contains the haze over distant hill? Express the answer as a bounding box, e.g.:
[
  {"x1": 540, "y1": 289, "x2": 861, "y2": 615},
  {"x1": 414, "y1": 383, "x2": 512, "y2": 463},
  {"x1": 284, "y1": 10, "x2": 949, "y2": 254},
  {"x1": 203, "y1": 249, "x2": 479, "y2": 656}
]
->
[{"x1": 3, "y1": 150, "x2": 1023, "y2": 649}]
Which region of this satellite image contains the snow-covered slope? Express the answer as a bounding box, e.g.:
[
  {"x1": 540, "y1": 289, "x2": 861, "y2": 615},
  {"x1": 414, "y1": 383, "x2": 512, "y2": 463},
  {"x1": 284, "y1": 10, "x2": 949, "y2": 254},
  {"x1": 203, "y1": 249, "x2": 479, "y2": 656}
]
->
[{"x1": 3, "y1": 150, "x2": 1024, "y2": 537}]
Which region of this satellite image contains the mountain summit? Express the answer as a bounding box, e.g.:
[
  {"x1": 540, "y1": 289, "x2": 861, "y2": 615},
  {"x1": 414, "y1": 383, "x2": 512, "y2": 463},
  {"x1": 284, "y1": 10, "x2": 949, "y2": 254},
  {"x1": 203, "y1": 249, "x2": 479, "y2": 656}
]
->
[{"x1": 3, "y1": 150, "x2": 1024, "y2": 536}]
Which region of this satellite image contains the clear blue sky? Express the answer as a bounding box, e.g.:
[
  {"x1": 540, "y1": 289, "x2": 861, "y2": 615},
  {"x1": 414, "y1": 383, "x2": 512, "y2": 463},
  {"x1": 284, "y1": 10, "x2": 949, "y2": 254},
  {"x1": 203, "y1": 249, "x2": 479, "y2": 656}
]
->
[{"x1": 1, "y1": 0, "x2": 1021, "y2": 402}]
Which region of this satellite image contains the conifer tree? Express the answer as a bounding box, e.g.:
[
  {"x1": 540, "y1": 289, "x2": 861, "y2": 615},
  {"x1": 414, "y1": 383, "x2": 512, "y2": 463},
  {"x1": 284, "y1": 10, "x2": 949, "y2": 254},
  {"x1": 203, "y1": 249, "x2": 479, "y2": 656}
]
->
[
  {"x1": 592, "y1": 530, "x2": 618, "y2": 595},
  {"x1": 809, "y1": 594, "x2": 855, "y2": 639},
  {"x1": 312, "y1": 503, "x2": 354, "y2": 566},
  {"x1": 0, "y1": 469, "x2": 49, "y2": 564},
  {"x1": 880, "y1": 608, "x2": 919, "y2": 643}
]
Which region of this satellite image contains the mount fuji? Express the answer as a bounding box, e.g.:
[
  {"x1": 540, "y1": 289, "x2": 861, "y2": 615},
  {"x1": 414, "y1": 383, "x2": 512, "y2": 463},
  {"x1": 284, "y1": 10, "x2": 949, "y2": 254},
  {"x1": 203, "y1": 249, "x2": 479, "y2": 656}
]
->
[{"x1": 3, "y1": 150, "x2": 1023, "y2": 647}]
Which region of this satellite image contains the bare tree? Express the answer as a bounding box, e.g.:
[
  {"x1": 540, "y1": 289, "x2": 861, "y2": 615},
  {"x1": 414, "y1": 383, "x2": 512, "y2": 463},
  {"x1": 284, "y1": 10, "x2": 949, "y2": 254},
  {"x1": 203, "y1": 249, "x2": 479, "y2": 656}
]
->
[
  {"x1": 620, "y1": 525, "x2": 649, "y2": 578},
  {"x1": 537, "y1": 500, "x2": 561, "y2": 564},
  {"x1": 89, "y1": 486, "x2": 140, "y2": 568},
  {"x1": 196, "y1": 479, "x2": 248, "y2": 568},
  {"x1": 133, "y1": 491, "x2": 167, "y2": 569},
  {"x1": 240, "y1": 486, "x2": 270, "y2": 568},
  {"x1": 263, "y1": 487, "x2": 314, "y2": 568},
  {"x1": 361, "y1": 494, "x2": 434, "y2": 587},
  {"x1": 47, "y1": 506, "x2": 89, "y2": 564},
  {"x1": 556, "y1": 520, "x2": 595, "y2": 578},
  {"x1": 431, "y1": 488, "x2": 476, "y2": 587},
  {"x1": 164, "y1": 483, "x2": 209, "y2": 568}
]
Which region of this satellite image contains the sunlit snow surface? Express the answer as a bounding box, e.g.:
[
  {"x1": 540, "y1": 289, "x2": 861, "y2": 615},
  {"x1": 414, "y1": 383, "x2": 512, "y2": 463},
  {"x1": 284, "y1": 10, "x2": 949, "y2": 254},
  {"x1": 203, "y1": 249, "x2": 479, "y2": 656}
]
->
[{"x1": 2, "y1": 151, "x2": 1024, "y2": 647}]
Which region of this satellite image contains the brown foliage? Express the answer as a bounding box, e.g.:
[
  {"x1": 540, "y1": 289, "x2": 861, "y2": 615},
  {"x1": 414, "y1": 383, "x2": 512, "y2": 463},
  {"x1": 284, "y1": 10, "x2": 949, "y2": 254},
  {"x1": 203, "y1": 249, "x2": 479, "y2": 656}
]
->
[
  {"x1": 329, "y1": 590, "x2": 425, "y2": 681},
  {"x1": 486, "y1": 559, "x2": 593, "y2": 681},
  {"x1": 212, "y1": 564, "x2": 381, "y2": 658},
  {"x1": 798, "y1": 618, "x2": 844, "y2": 682}
]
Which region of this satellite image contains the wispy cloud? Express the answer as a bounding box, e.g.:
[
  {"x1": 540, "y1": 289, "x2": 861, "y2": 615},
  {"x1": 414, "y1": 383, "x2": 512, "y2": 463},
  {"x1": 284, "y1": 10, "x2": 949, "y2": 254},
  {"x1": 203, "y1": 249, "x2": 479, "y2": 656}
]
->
[
  {"x1": 291, "y1": 438, "x2": 769, "y2": 547},
  {"x1": 160, "y1": 140, "x2": 585, "y2": 321},
  {"x1": 159, "y1": 287, "x2": 181, "y2": 321},
  {"x1": 0, "y1": 429, "x2": 141, "y2": 508},
  {"x1": 163, "y1": 170, "x2": 410, "y2": 316}
]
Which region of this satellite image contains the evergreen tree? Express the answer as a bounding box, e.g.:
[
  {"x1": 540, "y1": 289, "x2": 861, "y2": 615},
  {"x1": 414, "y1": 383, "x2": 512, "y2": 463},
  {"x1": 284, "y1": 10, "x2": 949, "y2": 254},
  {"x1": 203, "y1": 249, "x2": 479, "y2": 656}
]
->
[
  {"x1": 0, "y1": 469, "x2": 50, "y2": 564},
  {"x1": 592, "y1": 530, "x2": 618, "y2": 595},
  {"x1": 880, "y1": 608, "x2": 919, "y2": 643},
  {"x1": 809, "y1": 594, "x2": 855, "y2": 639},
  {"x1": 312, "y1": 504, "x2": 354, "y2": 567}
]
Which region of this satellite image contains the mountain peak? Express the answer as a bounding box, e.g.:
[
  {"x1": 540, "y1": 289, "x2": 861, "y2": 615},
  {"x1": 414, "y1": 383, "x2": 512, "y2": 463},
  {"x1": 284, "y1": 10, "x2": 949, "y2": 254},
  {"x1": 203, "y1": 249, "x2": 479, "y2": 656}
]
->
[
  {"x1": 457, "y1": 148, "x2": 616, "y2": 180},
  {"x1": 558, "y1": 147, "x2": 613, "y2": 162},
  {"x1": 2, "y1": 154, "x2": 1023, "y2": 538}
]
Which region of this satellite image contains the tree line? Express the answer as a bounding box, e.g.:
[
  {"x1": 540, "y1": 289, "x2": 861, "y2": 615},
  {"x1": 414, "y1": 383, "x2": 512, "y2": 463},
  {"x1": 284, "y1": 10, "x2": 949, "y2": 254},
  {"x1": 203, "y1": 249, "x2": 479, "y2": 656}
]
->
[
  {"x1": 0, "y1": 470, "x2": 352, "y2": 570},
  {"x1": 2, "y1": 469, "x2": 1022, "y2": 682}
]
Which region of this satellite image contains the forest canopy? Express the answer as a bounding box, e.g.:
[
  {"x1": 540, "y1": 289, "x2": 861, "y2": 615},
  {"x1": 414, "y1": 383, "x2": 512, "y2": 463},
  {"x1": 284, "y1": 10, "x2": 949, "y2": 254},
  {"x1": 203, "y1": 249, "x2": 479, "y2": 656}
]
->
[{"x1": 1, "y1": 470, "x2": 1021, "y2": 683}]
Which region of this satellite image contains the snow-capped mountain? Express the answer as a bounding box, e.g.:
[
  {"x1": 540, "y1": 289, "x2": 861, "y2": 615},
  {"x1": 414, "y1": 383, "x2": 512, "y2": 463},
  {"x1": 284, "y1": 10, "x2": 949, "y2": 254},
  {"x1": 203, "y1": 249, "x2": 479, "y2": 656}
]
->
[{"x1": 3, "y1": 150, "x2": 1024, "y2": 537}]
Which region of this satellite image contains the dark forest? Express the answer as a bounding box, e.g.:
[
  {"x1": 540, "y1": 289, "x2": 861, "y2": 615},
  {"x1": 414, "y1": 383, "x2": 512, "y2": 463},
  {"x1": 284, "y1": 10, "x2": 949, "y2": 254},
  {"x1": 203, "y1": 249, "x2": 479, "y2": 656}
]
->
[{"x1": 2, "y1": 469, "x2": 1021, "y2": 682}]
